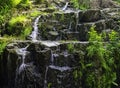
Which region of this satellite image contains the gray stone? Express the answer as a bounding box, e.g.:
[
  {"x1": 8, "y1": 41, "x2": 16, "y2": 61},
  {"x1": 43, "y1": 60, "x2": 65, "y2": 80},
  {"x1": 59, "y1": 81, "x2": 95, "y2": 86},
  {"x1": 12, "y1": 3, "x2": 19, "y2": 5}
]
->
[
  {"x1": 61, "y1": 31, "x2": 80, "y2": 40},
  {"x1": 46, "y1": 67, "x2": 82, "y2": 88},
  {"x1": 79, "y1": 9, "x2": 102, "y2": 22},
  {"x1": 77, "y1": 19, "x2": 114, "y2": 41}
]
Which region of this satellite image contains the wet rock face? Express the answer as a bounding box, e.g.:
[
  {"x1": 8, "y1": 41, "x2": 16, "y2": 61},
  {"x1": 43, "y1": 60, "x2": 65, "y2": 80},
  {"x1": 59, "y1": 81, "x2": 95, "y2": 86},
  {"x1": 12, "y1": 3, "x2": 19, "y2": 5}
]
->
[
  {"x1": 79, "y1": 9, "x2": 102, "y2": 22},
  {"x1": 39, "y1": 10, "x2": 77, "y2": 40},
  {"x1": 46, "y1": 67, "x2": 81, "y2": 88},
  {"x1": 15, "y1": 64, "x2": 43, "y2": 88},
  {"x1": 1, "y1": 1, "x2": 120, "y2": 87},
  {"x1": 37, "y1": 8, "x2": 119, "y2": 41},
  {"x1": 1, "y1": 41, "x2": 87, "y2": 88}
]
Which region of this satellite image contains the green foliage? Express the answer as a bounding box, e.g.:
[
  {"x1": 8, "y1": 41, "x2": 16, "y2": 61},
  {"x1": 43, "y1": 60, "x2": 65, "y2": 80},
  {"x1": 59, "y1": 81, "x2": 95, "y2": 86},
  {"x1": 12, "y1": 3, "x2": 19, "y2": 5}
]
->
[
  {"x1": 10, "y1": 0, "x2": 22, "y2": 7},
  {"x1": 67, "y1": 43, "x2": 74, "y2": 53},
  {"x1": 70, "y1": 0, "x2": 90, "y2": 10},
  {"x1": 7, "y1": 15, "x2": 31, "y2": 37},
  {"x1": 113, "y1": 0, "x2": 120, "y2": 3},
  {"x1": 70, "y1": 0, "x2": 79, "y2": 9},
  {"x1": 30, "y1": 10, "x2": 40, "y2": 17},
  {"x1": 9, "y1": 15, "x2": 27, "y2": 26},
  {"x1": 0, "y1": 0, "x2": 31, "y2": 37},
  {"x1": 86, "y1": 26, "x2": 119, "y2": 88},
  {"x1": 0, "y1": 37, "x2": 15, "y2": 54},
  {"x1": 109, "y1": 30, "x2": 119, "y2": 42},
  {"x1": 18, "y1": 0, "x2": 31, "y2": 9},
  {"x1": 0, "y1": 40, "x2": 7, "y2": 54},
  {"x1": 20, "y1": 26, "x2": 32, "y2": 39},
  {"x1": 48, "y1": 83, "x2": 52, "y2": 88},
  {"x1": 35, "y1": 0, "x2": 44, "y2": 3},
  {"x1": 0, "y1": 4, "x2": 11, "y2": 27}
]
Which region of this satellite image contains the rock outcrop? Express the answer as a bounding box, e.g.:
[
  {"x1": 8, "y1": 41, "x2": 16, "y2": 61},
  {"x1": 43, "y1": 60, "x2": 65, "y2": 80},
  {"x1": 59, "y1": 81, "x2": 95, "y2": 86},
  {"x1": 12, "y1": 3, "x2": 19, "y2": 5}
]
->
[{"x1": 1, "y1": 0, "x2": 120, "y2": 88}]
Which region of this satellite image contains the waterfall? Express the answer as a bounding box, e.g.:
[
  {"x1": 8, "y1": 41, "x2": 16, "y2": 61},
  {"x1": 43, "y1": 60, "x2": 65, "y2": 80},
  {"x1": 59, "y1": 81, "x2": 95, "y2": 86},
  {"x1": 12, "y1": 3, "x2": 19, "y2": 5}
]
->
[
  {"x1": 51, "y1": 50, "x2": 54, "y2": 65},
  {"x1": 62, "y1": 2, "x2": 69, "y2": 11},
  {"x1": 30, "y1": 16, "x2": 41, "y2": 42},
  {"x1": 44, "y1": 66, "x2": 48, "y2": 88},
  {"x1": 16, "y1": 46, "x2": 29, "y2": 74},
  {"x1": 68, "y1": 22, "x2": 72, "y2": 31},
  {"x1": 75, "y1": 11, "x2": 79, "y2": 32}
]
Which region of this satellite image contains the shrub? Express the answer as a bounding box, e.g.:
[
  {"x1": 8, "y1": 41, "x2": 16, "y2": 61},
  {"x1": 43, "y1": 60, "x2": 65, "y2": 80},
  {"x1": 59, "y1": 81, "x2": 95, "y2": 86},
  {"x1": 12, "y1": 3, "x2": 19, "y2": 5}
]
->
[
  {"x1": 86, "y1": 26, "x2": 118, "y2": 88},
  {"x1": 7, "y1": 15, "x2": 31, "y2": 36},
  {"x1": 0, "y1": 37, "x2": 15, "y2": 54}
]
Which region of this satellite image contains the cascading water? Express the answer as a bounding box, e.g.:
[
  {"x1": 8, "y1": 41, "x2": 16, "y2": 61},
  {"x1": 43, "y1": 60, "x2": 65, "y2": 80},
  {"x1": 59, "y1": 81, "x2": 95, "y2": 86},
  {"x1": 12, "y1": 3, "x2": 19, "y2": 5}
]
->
[
  {"x1": 42, "y1": 45, "x2": 72, "y2": 88},
  {"x1": 4, "y1": 2, "x2": 86, "y2": 87},
  {"x1": 62, "y1": 2, "x2": 69, "y2": 11},
  {"x1": 14, "y1": 45, "x2": 30, "y2": 88},
  {"x1": 44, "y1": 67, "x2": 48, "y2": 88},
  {"x1": 75, "y1": 11, "x2": 79, "y2": 32},
  {"x1": 30, "y1": 16, "x2": 41, "y2": 42},
  {"x1": 16, "y1": 46, "x2": 29, "y2": 74}
]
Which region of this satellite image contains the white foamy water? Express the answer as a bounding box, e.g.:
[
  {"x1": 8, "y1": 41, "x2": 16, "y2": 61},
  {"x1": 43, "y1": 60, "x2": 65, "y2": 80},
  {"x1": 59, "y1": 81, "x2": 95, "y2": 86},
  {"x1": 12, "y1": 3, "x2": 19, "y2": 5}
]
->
[
  {"x1": 30, "y1": 16, "x2": 41, "y2": 42},
  {"x1": 41, "y1": 41, "x2": 60, "y2": 47},
  {"x1": 62, "y1": 2, "x2": 69, "y2": 11},
  {"x1": 16, "y1": 46, "x2": 29, "y2": 74},
  {"x1": 49, "y1": 65, "x2": 71, "y2": 72}
]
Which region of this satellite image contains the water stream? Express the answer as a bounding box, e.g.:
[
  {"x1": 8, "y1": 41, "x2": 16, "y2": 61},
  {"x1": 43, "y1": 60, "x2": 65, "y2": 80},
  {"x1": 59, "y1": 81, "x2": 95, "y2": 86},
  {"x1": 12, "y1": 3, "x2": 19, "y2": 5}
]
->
[
  {"x1": 75, "y1": 10, "x2": 79, "y2": 32},
  {"x1": 44, "y1": 66, "x2": 48, "y2": 88},
  {"x1": 16, "y1": 46, "x2": 29, "y2": 74},
  {"x1": 62, "y1": 2, "x2": 69, "y2": 11},
  {"x1": 30, "y1": 16, "x2": 41, "y2": 42},
  {"x1": 15, "y1": 9, "x2": 74, "y2": 87}
]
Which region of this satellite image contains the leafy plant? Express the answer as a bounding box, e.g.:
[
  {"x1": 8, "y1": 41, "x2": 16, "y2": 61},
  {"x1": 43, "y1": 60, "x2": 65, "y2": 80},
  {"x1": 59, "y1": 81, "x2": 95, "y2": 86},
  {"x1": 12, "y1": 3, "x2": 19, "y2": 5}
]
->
[
  {"x1": 0, "y1": 40, "x2": 7, "y2": 54},
  {"x1": 9, "y1": 15, "x2": 27, "y2": 26},
  {"x1": 70, "y1": 0, "x2": 90, "y2": 10},
  {"x1": 10, "y1": 0, "x2": 22, "y2": 7},
  {"x1": 7, "y1": 15, "x2": 31, "y2": 36},
  {"x1": 86, "y1": 26, "x2": 118, "y2": 88},
  {"x1": 67, "y1": 43, "x2": 75, "y2": 53},
  {"x1": 0, "y1": 36, "x2": 15, "y2": 55},
  {"x1": 20, "y1": 26, "x2": 32, "y2": 39}
]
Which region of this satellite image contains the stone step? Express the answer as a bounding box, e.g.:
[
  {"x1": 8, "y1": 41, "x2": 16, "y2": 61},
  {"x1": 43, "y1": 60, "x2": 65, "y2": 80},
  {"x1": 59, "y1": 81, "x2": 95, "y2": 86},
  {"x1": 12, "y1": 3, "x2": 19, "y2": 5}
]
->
[
  {"x1": 50, "y1": 51, "x2": 80, "y2": 67},
  {"x1": 77, "y1": 19, "x2": 114, "y2": 41},
  {"x1": 79, "y1": 9, "x2": 102, "y2": 22},
  {"x1": 46, "y1": 66, "x2": 81, "y2": 88},
  {"x1": 61, "y1": 31, "x2": 80, "y2": 40}
]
